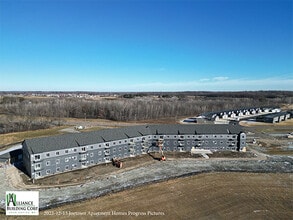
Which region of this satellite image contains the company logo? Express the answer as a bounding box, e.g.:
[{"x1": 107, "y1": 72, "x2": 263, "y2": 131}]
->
[
  {"x1": 6, "y1": 193, "x2": 17, "y2": 206},
  {"x1": 5, "y1": 191, "x2": 39, "y2": 216}
]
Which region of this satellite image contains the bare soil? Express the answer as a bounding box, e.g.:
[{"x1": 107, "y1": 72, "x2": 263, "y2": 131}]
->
[{"x1": 3, "y1": 172, "x2": 292, "y2": 220}]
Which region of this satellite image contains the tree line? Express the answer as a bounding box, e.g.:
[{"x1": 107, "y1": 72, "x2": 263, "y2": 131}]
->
[{"x1": 0, "y1": 91, "x2": 292, "y2": 134}]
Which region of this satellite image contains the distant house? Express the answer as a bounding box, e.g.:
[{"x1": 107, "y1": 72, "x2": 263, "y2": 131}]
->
[
  {"x1": 256, "y1": 112, "x2": 290, "y2": 123},
  {"x1": 249, "y1": 109, "x2": 256, "y2": 115},
  {"x1": 228, "y1": 112, "x2": 236, "y2": 118},
  {"x1": 22, "y1": 124, "x2": 246, "y2": 179}
]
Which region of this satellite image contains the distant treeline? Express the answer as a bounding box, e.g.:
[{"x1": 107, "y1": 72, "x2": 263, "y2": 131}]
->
[
  {"x1": 0, "y1": 91, "x2": 292, "y2": 134},
  {"x1": 1, "y1": 90, "x2": 292, "y2": 99}
]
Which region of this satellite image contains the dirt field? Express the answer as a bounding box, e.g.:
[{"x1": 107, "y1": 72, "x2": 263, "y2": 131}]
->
[{"x1": 3, "y1": 172, "x2": 292, "y2": 220}]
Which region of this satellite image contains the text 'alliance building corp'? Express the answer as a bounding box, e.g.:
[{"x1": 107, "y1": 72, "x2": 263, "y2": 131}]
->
[{"x1": 22, "y1": 124, "x2": 246, "y2": 179}]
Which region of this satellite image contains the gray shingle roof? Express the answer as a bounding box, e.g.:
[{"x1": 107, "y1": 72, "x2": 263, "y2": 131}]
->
[
  {"x1": 24, "y1": 134, "x2": 79, "y2": 154},
  {"x1": 23, "y1": 124, "x2": 244, "y2": 154}
]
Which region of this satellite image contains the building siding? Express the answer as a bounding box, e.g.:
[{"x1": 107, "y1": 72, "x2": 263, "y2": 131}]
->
[{"x1": 22, "y1": 124, "x2": 246, "y2": 179}]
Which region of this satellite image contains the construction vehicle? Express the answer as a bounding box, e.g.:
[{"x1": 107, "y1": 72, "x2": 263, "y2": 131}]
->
[
  {"x1": 157, "y1": 139, "x2": 166, "y2": 161},
  {"x1": 112, "y1": 157, "x2": 123, "y2": 168}
]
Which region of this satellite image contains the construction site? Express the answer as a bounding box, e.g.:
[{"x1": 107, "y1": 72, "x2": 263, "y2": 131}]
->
[{"x1": 0, "y1": 106, "x2": 292, "y2": 219}]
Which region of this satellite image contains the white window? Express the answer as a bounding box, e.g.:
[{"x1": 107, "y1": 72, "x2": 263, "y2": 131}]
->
[
  {"x1": 46, "y1": 153, "x2": 50, "y2": 157},
  {"x1": 34, "y1": 155, "x2": 40, "y2": 161},
  {"x1": 90, "y1": 153, "x2": 94, "y2": 157},
  {"x1": 65, "y1": 157, "x2": 69, "y2": 162},
  {"x1": 65, "y1": 165, "x2": 69, "y2": 170},
  {"x1": 65, "y1": 150, "x2": 69, "y2": 154},
  {"x1": 81, "y1": 147, "x2": 86, "y2": 151},
  {"x1": 55, "y1": 151, "x2": 59, "y2": 155},
  {"x1": 73, "y1": 156, "x2": 77, "y2": 160},
  {"x1": 46, "y1": 169, "x2": 51, "y2": 174},
  {"x1": 46, "y1": 161, "x2": 50, "y2": 166},
  {"x1": 56, "y1": 167, "x2": 60, "y2": 172}
]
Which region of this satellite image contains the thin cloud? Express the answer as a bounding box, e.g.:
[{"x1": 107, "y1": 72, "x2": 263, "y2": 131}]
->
[
  {"x1": 213, "y1": 76, "x2": 229, "y2": 81},
  {"x1": 199, "y1": 78, "x2": 210, "y2": 82},
  {"x1": 121, "y1": 76, "x2": 293, "y2": 92}
]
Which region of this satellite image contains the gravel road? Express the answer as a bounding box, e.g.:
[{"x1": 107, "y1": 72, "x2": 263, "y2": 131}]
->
[{"x1": 1, "y1": 155, "x2": 292, "y2": 210}]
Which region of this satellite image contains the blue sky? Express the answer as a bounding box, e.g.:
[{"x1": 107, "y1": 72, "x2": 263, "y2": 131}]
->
[{"x1": 0, "y1": 0, "x2": 292, "y2": 91}]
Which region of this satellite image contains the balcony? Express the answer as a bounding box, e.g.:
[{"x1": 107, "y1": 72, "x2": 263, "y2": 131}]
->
[
  {"x1": 178, "y1": 141, "x2": 185, "y2": 146},
  {"x1": 104, "y1": 157, "x2": 111, "y2": 163},
  {"x1": 34, "y1": 166, "x2": 42, "y2": 171},
  {"x1": 79, "y1": 149, "x2": 87, "y2": 154},
  {"x1": 178, "y1": 147, "x2": 185, "y2": 152},
  {"x1": 104, "y1": 150, "x2": 110, "y2": 156}
]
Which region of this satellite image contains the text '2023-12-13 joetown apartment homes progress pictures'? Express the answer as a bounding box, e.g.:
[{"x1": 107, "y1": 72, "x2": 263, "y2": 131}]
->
[
  {"x1": 22, "y1": 124, "x2": 246, "y2": 179},
  {"x1": 23, "y1": 124, "x2": 246, "y2": 179}
]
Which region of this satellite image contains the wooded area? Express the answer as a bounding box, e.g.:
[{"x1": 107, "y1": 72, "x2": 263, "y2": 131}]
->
[{"x1": 0, "y1": 91, "x2": 292, "y2": 134}]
